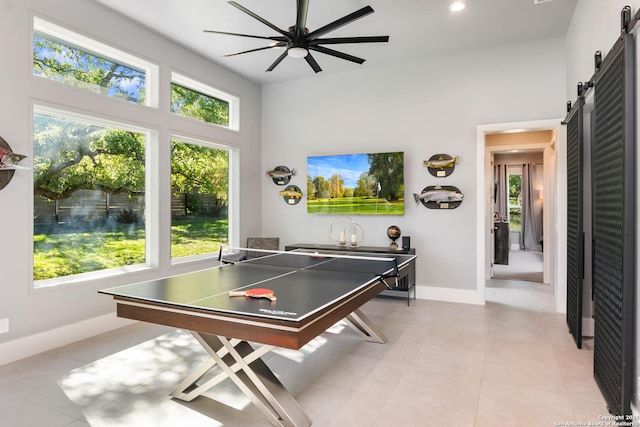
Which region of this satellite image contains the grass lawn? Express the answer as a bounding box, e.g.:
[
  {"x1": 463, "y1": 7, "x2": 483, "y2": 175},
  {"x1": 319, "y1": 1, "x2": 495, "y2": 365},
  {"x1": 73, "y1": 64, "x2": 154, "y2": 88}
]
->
[
  {"x1": 307, "y1": 197, "x2": 404, "y2": 215},
  {"x1": 33, "y1": 218, "x2": 228, "y2": 281}
]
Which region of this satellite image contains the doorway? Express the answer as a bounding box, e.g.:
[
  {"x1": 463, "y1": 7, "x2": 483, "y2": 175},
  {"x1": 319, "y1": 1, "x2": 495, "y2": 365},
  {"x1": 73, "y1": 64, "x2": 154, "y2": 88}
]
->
[
  {"x1": 492, "y1": 149, "x2": 544, "y2": 283},
  {"x1": 476, "y1": 118, "x2": 566, "y2": 311}
]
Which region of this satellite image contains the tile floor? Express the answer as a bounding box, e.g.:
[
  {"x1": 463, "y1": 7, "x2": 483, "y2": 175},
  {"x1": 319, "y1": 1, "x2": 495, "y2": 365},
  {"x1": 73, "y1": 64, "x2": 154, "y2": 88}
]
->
[{"x1": 0, "y1": 279, "x2": 608, "y2": 426}]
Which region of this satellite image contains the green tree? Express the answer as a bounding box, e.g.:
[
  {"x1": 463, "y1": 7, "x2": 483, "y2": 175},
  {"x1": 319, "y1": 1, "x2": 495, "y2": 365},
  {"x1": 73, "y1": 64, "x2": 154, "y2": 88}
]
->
[
  {"x1": 313, "y1": 176, "x2": 331, "y2": 199},
  {"x1": 509, "y1": 174, "x2": 522, "y2": 206},
  {"x1": 354, "y1": 172, "x2": 376, "y2": 198},
  {"x1": 171, "y1": 84, "x2": 229, "y2": 126},
  {"x1": 33, "y1": 34, "x2": 145, "y2": 104},
  {"x1": 367, "y1": 152, "x2": 404, "y2": 201},
  {"x1": 307, "y1": 175, "x2": 317, "y2": 200},
  {"x1": 33, "y1": 35, "x2": 230, "y2": 204},
  {"x1": 33, "y1": 115, "x2": 145, "y2": 200},
  {"x1": 329, "y1": 173, "x2": 344, "y2": 198},
  {"x1": 33, "y1": 118, "x2": 229, "y2": 208},
  {"x1": 171, "y1": 141, "x2": 229, "y2": 206}
]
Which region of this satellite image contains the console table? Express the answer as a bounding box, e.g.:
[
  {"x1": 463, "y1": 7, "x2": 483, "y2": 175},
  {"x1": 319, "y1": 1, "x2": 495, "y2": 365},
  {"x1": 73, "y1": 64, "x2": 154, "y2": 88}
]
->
[
  {"x1": 284, "y1": 243, "x2": 416, "y2": 305},
  {"x1": 494, "y1": 221, "x2": 509, "y2": 265}
]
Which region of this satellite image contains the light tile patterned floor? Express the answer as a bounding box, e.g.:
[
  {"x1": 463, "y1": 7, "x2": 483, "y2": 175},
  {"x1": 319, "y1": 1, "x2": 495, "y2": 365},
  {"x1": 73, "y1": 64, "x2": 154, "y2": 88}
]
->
[{"x1": 0, "y1": 279, "x2": 607, "y2": 426}]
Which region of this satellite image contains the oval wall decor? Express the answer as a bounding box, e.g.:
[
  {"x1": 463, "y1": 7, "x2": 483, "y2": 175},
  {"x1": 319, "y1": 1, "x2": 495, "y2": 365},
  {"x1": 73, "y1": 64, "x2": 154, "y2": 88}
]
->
[
  {"x1": 413, "y1": 185, "x2": 463, "y2": 209},
  {"x1": 422, "y1": 154, "x2": 459, "y2": 177}
]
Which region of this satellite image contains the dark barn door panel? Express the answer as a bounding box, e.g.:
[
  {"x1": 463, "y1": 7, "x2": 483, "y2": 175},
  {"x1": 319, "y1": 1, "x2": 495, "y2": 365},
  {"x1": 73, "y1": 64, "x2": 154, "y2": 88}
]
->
[
  {"x1": 592, "y1": 32, "x2": 635, "y2": 417},
  {"x1": 565, "y1": 99, "x2": 584, "y2": 349}
]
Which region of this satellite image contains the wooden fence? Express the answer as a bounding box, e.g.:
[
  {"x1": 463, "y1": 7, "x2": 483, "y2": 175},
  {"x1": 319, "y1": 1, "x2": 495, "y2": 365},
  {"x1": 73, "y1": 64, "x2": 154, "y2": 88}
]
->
[{"x1": 34, "y1": 189, "x2": 224, "y2": 225}]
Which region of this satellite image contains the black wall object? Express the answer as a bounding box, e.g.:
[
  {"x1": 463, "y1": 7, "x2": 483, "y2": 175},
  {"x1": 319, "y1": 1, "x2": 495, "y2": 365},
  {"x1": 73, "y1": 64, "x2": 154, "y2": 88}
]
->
[
  {"x1": 0, "y1": 137, "x2": 16, "y2": 191},
  {"x1": 592, "y1": 31, "x2": 634, "y2": 417},
  {"x1": 565, "y1": 98, "x2": 584, "y2": 349},
  {"x1": 423, "y1": 153, "x2": 458, "y2": 177},
  {"x1": 267, "y1": 166, "x2": 294, "y2": 185},
  {"x1": 493, "y1": 222, "x2": 509, "y2": 266},
  {"x1": 415, "y1": 185, "x2": 463, "y2": 210},
  {"x1": 279, "y1": 184, "x2": 302, "y2": 205}
]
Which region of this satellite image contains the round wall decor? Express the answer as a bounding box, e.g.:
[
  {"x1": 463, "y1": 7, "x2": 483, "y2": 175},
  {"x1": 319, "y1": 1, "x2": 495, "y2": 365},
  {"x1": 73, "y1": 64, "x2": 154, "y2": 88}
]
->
[
  {"x1": 266, "y1": 166, "x2": 295, "y2": 185},
  {"x1": 279, "y1": 185, "x2": 302, "y2": 205},
  {"x1": 0, "y1": 137, "x2": 16, "y2": 191}
]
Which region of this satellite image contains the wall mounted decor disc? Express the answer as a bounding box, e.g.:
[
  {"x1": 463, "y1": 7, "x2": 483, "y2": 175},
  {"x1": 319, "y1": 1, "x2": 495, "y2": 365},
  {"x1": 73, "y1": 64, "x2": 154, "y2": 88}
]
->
[
  {"x1": 0, "y1": 137, "x2": 15, "y2": 191},
  {"x1": 424, "y1": 153, "x2": 458, "y2": 178},
  {"x1": 280, "y1": 185, "x2": 302, "y2": 205},
  {"x1": 268, "y1": 165, "x2": 294, "y2": 185},
  {"x1": 415, "y1": 185, "x2": 463, "y2": 210}
]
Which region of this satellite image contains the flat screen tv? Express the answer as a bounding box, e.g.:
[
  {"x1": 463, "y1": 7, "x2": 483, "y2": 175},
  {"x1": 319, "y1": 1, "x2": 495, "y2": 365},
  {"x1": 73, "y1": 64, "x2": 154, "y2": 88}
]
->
[{"x1": 307, "y1": 151, "x2": 404, "y2": 215}]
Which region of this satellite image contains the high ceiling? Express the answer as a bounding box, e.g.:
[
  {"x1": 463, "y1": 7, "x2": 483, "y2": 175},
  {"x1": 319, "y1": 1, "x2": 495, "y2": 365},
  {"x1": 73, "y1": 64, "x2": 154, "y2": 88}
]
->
[{"x1": 94, "y1": 0, "x2": 578, "y2": 84}]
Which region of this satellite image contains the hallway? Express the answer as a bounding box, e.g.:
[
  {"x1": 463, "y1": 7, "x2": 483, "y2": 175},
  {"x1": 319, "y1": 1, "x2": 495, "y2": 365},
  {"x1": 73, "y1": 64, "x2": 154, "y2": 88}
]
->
[{"x1": 493, "y1": 250, "x2": 544, "y2": 283}]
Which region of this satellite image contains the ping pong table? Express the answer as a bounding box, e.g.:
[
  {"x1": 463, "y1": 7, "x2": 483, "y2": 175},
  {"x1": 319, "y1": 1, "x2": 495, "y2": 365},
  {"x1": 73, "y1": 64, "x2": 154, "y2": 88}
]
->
[{"x1": 99, "y1": 248, "x2": 416, "y2": 427}]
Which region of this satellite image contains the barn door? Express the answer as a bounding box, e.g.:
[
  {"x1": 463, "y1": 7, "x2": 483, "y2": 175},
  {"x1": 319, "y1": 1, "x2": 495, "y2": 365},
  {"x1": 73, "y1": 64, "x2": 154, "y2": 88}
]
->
[
  {"x1": 565, "y1": 99, "x2": 584, "y2": 349},
  {"x1": 592, "y1": 32, "x2": 635, "y2": 416}
]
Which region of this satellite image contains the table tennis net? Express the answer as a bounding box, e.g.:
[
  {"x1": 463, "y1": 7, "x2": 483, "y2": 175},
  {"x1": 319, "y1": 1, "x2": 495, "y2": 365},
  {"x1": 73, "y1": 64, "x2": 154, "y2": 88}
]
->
[{"x1": 219, "y1": 247, "x2": 400, "y2": 279}]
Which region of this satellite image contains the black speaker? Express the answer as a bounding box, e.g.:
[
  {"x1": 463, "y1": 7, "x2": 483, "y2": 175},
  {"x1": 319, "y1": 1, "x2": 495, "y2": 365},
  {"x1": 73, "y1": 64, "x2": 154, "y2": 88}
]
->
[{"x1": 402, "y1": 236, "x2": 410, "y2": 249}]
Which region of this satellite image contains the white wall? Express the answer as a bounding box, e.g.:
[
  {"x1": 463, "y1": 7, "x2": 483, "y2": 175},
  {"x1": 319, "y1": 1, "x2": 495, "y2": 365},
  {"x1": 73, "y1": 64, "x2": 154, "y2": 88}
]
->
[
  {"x1": 0, "y1": 0, "x2": 261, "y2": 359},
  {"x1": 566, "y1": 0, "x2": 640, "y2": 100},
  {"x1": 261, "y1": 37, "x2": 567, "y2": 303},
  {"x1": 566, "y1": 0, "x2": 640, "y2": 415}
]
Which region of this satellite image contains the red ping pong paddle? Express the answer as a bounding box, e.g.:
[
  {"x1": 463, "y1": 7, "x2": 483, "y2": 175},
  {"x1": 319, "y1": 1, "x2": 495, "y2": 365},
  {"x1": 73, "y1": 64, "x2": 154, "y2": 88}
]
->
[{"x1": 229, "y1": 288, "x2": 277, "y2": 302}]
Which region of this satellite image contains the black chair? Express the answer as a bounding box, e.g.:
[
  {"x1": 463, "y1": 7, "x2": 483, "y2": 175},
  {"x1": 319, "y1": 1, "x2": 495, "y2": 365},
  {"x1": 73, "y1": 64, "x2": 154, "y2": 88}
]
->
[{"x1": 246, "y1": 237, "x2": 280, "y2": 259}]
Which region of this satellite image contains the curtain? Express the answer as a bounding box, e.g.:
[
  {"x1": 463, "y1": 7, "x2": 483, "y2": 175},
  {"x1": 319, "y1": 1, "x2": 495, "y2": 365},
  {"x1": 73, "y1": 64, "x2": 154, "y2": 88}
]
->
[
  {"x1": 520, "y1": 163, "x2": 542, "y2": 251},
  {"x1": 493, "y1": 164, "x2": 508, "y2": 219}
]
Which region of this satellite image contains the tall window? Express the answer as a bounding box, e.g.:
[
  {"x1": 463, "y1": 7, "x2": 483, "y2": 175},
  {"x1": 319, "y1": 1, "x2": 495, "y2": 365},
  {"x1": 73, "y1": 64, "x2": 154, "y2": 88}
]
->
[
  {"x1": 31, "y1": 18, "x2": 239, "y2": 289},
  {"x1": 508, "y1": 170, "x2": 522, "y2": 231},
  {"x1": 33, "y1": 108, "x2": 148, "y2": 285},
  {"x1": 171, "y1": 139, "x2": 229, "y2": 260}
]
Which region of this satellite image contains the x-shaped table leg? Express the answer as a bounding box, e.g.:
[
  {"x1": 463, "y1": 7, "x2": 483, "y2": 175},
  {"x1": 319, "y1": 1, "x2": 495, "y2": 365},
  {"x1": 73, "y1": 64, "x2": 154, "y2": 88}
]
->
[
  {"x1": 345, "y1": 308, "x2": 388, "y2": 343},
  {"x1": 171, "y1": 332, "x2": 311, "y2": 427}
]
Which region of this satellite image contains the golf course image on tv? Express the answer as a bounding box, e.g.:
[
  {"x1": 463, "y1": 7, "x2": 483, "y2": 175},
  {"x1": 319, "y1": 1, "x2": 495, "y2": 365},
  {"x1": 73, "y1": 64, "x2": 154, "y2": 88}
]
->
[{"x1": 306, "y1": 151, "x2": 404, "y2": 215}]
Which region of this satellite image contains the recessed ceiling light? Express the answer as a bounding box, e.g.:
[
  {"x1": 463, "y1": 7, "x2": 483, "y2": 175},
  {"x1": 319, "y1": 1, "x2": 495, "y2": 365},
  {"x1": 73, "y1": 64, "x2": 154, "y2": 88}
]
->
[{"x1": 449, "y1": 1, "x2": 467, "y2": 12}]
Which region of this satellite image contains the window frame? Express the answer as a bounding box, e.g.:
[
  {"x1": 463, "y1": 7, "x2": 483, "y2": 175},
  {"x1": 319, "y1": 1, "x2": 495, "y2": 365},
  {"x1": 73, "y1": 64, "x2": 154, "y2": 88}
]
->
[
  {"x1": 28, "y1": 17, "x2": 240, "y2": 292},
  {"x1": 33, "y1": 16, "x2": 159, "y2": 108},
  {"x1": 169, "y1": 134, "x2": 232, "y2": 265},
  {"x1": 507, "y1": 167, "x2": 522, "y2": 232},
  {"x1": 31, "y1": 103, "x2": 157, "y2": 290},
  {"x1": 171, "y1": 72, "x2": 240, "y2": 131}
]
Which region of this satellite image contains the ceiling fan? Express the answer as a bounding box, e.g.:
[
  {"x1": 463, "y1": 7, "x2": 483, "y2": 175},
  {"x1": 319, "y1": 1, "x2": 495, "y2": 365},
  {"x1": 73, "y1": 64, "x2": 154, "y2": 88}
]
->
[{"x1": 204, "y1": 0, "x2": 389, "y2": 73}]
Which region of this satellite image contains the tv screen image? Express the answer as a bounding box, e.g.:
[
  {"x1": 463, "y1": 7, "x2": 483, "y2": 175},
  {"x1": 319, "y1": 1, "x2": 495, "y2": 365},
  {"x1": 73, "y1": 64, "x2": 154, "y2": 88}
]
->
[{"x1": 307, "y1": 151, "x2": 404, "y2": 215}]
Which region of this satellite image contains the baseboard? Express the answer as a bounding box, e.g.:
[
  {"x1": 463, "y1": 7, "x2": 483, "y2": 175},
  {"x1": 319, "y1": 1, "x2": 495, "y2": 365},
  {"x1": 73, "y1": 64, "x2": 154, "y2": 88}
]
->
[
  {"x1": 416, "y1": 285, "x2": 485, "y2": 305},
  {"x1": 582, "y1": 316, "x2": 595, "y2": 337},
  {"x1": 0, "y1": 312, "x2": 135, "y2": 366}
]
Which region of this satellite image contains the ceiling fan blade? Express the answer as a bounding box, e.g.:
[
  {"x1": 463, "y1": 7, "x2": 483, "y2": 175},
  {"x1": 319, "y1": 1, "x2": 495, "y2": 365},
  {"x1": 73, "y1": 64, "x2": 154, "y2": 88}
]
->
[
  {"x1": 228, "y1": 1, "x2": 291, "y2": 39},
  {"x1": 266, "y1": 50, "x2": 289, "y2": 72},
  {"x1": 224, "y1": 43, "x2": 285, "y2": 57},
  {"x1": 204, "y1": 30, "x2": 287, "y2": 42},
  {"x1": 310, "y1": 36, "x2": 389, "y2": 45},
  {"x1": 305, "y1": 53, "x2": 322, "y2": 73},
  {"x1": 295, "y1": 0, "x2": 310, "y2": 38},
  {"x1": 309, "y1": 45, "x2": 365, "y2": 64},
  {"x1": 306, "y1": 6, "x2": 374, "y2": 40}
]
